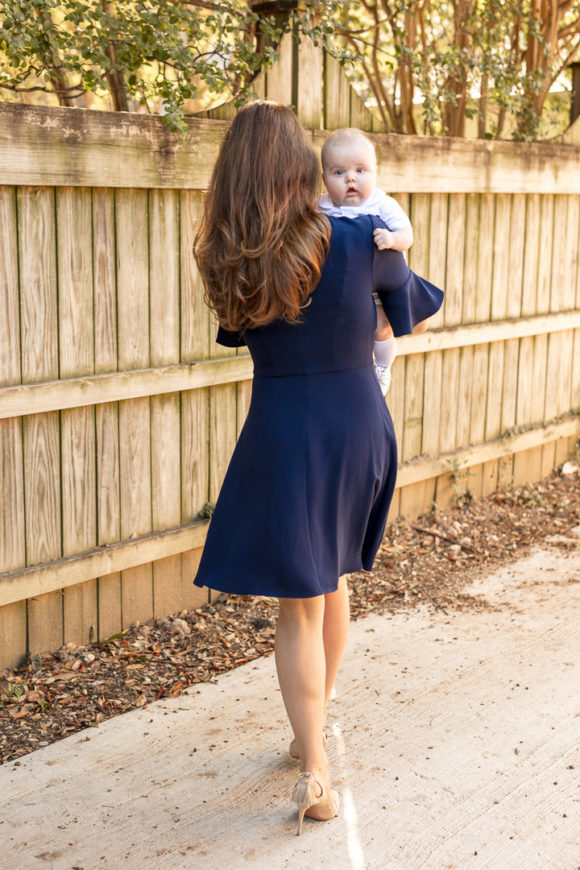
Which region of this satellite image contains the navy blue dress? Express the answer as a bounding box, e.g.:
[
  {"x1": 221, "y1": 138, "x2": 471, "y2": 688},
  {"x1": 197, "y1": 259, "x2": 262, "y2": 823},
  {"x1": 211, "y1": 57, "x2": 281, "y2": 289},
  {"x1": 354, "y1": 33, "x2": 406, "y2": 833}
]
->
[{"x1": 193, "y1": 216, "x2": 443, "y2": 598}]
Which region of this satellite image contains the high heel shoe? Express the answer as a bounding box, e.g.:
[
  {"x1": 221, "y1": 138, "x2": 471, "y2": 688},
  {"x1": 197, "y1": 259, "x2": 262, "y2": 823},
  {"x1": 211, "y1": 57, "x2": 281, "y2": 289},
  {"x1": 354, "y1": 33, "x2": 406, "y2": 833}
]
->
[
  {"x1": 288, "y1": 728, "x2": 327, "y2": 761},
  {"x1": 292, "y1": 770, "x2": 339, "y2": 836}
]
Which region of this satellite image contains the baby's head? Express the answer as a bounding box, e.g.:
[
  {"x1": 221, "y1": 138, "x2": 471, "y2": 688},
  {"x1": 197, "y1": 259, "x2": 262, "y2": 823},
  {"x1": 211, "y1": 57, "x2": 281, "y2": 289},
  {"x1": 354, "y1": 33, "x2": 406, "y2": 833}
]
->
[{"x1": 321, "y1": 128, "x2": 377, "y2": 208}]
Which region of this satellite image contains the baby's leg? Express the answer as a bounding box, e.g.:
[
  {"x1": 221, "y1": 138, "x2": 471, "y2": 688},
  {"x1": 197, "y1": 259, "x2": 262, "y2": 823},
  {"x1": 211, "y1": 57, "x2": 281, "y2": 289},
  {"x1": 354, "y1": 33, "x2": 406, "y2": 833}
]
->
[
  {"x1": 374, "y1": 304, "x2": 394, "y2": 342},
  {"x1": 374, "y1": 303, "x2": 397, "y2": 370}
]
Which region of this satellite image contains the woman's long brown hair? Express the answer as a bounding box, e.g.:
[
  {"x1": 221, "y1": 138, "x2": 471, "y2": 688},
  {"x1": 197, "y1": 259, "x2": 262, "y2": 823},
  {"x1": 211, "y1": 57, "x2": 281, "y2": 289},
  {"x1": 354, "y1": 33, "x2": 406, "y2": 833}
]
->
[{"x1": 194, "y1": 101, "x2": 331, "y2": 331}]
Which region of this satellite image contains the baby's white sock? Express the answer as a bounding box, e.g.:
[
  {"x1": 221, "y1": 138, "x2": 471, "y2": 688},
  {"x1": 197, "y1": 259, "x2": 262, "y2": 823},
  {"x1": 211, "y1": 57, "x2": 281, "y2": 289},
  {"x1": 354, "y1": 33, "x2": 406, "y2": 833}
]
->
[{"x1": 374, "y1": 337, "x2": 397, "y2": 368}]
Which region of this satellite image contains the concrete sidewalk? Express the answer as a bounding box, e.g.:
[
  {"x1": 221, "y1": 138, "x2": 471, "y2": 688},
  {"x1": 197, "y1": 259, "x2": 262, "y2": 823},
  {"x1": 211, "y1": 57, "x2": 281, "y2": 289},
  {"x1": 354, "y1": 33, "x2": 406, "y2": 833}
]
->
[{"x1": 1, "y1": 545, "x2": 579, "y2": 870}]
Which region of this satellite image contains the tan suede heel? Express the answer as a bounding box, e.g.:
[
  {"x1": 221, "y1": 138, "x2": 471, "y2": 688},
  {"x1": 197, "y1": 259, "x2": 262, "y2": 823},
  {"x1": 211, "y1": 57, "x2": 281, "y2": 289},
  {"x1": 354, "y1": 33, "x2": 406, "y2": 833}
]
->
[{"x1": 291, "y1": 770, "x2": 339, "y2": 835}]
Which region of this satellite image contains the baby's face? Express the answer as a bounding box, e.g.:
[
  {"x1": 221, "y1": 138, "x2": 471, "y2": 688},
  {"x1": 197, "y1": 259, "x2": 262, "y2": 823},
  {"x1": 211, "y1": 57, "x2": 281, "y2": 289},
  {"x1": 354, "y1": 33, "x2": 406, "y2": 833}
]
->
[{"x1": 322, "y1": 138, "x2": 377, "y2": 207}]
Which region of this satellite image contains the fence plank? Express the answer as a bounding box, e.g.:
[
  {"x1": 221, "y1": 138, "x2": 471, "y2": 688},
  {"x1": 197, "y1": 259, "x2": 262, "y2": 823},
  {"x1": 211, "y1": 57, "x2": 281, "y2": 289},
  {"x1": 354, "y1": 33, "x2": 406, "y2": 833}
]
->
[
  {"x1": 324, "y1": 54, "x2": 351, "y2": 130},
  {"x1": 0, "y1": 600, "x2": 27, "y2": 669},
  {"x1": 531, "y1": 335, "x2": 548, "y2": 424},
  {"x1": 426, "y1": 193, "x2": 447, "y2": 329},
  {"x1": 116, "y1": 189, "x2": 153, "y2": 626},
  {"x1": 57, "y1": 187, "x2": 98, "y2": 645},
  {"x1": 24, "y1": 412, "x2": 62, "y2": 654},
  {"x1": 402, "y1": 354, "x2": 425, "y2": 462},
  {"x1": 556, "y1": 329, "x2": 574, "y2": 417},
  {"x1": 462, "y1": 194, "x2": 479, "y2": 324},
  {"x1": 407, "y1": 193, "x2": 430, "y2": 274},
  {"x1": 491, "y1": 194, "x2": 511, "y2": 321},
  {"x1": 444, "y1": 194, "x2": 465, "y2": 326},
  {"x1": 93, "y1": 189, "x2": 117, "y2": 372},
  {"x1": 551, "y1": 196, "x2": 568, "y2": 313},
  {"x1": 485, "y1": 343, "x2": 504, "y2": 440},
  {"x1": 349, "y1": 90, "x2": 374, "y2": 131},
  {"x1": 57, "y1": 188, "x2": 94, "y2": 377},
  {"x1": 0, "y1": 187, "x2": 20, "y2": 388},
  {"x1": 422, "y1": 351, "x2": 442, "y2": 455},
  {"x1": 439, "y1": 348, "x2": 460, "y2": 452},
  {"x1": 266, "y1": 32, "x2": 293, "y2": 105},
  {"x1": 61, "y1": 406, "x2": 97, "y2": 645},
  {"x1": 18, "y1": 187, "x2": 63, "y2": 654},
  {"x1": 149, "y1": 189, "x2": 183, "y2": 615},
  {"x1": 521, "y1": 194, "x2": 540, "y2": 316},
  {"x1": 507, "y1": 195, "x2": 526, "y2": 318},
  {"x1": 18, "y1": 188, "x2": 58, "y2": 383},
  {"x1": 92, "y1": 187, "x2": 121, "y2": 638},
  {"x1": 0, "y1": 187, "x2": 25, "y2": 615},
  {"x1": 573, "y1": 329, "x2": 580, "y2": 409},
  {"x1": 563, "y1": 196, "x2": 579, "y2": 310},
  {"x1": 0, "y1": 418, "x2": 26, "y2": 667},
  {"x1": 513, "y1": 446, "x2": 543, "y2": 487},
  {"x1": 297, "y1": 34, "x2": 322, "y2": 129},
  {"x1": 516, "y1": 337, "x2": 534, "y2": 426},
  {"x1": 96, "y1": 402, "x2": 122, "y2": 639},
  {"x1": 487, "y1": 193, "x2": 511, "y2": 446},
  {"x1": 474, "y1": 194, "x2": 494, "y2": 322},
  {"x1": 470, "y1": 344, "x2": 488, "y2": 446},
  {"x1": 456, "y1": 345, "x2": 474, "y2": 448},
  {"x1": 472, "y1": 195, "x2": 494, "y2": 482},
  {"x1": 181, "y1": 191, "x2": 210, "y2": 361},
  {"x1": 116, "y1": 190, "x2": 149, "y2": 370},
  {"x1": 537, "y1": 195, "x2": 554, "y2": 313},
  {"x1": 501, "y1": 338, "x2": 519, "y2": 432},
  {"x1": 119, "y1": 397, "x2": 153, "y2": 625}
]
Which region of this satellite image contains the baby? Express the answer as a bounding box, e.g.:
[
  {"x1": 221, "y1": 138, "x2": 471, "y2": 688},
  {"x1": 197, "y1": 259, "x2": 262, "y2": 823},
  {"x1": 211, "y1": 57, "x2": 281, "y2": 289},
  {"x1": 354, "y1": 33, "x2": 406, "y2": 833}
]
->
[{"x1": 319, "y1": 128, "x2": 413, "y2": 394}]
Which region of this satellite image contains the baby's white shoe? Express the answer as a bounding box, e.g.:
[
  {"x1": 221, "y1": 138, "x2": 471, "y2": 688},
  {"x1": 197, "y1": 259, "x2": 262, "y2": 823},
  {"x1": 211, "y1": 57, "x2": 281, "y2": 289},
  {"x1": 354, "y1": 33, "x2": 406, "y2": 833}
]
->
[{"x1": 374, "y1": 363, "x2": 392, "y2": 395}]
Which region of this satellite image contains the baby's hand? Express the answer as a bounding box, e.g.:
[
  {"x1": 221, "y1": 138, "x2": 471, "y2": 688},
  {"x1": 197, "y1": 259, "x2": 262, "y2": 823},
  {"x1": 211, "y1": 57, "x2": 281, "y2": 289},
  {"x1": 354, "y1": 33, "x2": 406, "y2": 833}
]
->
[{"x1": 373, "y1": 227, "x2": 394, "y2": 250}]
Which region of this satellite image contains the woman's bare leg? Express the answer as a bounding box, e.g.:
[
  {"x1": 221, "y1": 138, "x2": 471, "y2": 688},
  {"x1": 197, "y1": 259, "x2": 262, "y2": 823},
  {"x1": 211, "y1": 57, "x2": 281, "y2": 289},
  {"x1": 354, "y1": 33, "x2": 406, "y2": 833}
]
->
[
  {"x1": 322, "y1": 577, "x2": 350, "y2": 716},
  {"x1": 275, "y1": 595, "x2": 327, "y2": 775}
]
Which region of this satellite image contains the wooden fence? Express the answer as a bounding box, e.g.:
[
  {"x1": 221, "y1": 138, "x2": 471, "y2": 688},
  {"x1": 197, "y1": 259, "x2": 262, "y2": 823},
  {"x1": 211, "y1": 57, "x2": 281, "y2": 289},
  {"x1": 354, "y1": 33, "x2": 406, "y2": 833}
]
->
[{"x1": 0, "y1": 40, "x2": 579, "y2": 670}]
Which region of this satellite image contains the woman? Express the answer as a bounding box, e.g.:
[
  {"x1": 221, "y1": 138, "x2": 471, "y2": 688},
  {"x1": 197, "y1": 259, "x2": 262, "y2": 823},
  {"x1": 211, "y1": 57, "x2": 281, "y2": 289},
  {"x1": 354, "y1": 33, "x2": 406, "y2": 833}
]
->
[{"x1": 193, "y1": 101, "x2": 443, "y2": 835}]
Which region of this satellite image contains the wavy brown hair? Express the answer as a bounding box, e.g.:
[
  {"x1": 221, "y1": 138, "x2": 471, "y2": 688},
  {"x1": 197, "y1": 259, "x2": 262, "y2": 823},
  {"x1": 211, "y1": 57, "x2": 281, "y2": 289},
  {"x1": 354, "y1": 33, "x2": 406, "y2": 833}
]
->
[{"x1": 193, "y1": 101, "x2": 331, "y2": 331}]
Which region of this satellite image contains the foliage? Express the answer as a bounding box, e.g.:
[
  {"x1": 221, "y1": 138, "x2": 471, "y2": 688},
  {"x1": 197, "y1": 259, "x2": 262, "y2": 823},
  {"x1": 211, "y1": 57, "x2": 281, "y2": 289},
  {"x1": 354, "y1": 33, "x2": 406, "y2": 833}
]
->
[
  {"x1": 0, "y1": 0, "x2": 296, "y2": 130},
  {"x1": 2, "y1": 1, "x2": 578, "y2": 139},
  {"x1": 321, "y1": 0, "x2": 580, "y2": 140}
]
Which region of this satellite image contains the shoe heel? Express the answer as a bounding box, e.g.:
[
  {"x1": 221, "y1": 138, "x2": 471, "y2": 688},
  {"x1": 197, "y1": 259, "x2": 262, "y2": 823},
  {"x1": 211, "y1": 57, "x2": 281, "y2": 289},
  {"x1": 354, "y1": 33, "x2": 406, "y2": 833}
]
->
[
  {"x1": 296, "y1": 804, "x2": 307, "y2": 836},
  {"x1": 292, "y1": 773, "x2": 315, "y2": 836}
]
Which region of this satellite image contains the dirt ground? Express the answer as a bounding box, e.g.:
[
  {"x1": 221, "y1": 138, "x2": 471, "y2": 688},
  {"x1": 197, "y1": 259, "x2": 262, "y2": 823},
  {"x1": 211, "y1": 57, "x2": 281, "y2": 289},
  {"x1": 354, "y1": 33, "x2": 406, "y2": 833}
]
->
[{"x1": 1, "y1": 468, "x2": 579, "y2": 766}]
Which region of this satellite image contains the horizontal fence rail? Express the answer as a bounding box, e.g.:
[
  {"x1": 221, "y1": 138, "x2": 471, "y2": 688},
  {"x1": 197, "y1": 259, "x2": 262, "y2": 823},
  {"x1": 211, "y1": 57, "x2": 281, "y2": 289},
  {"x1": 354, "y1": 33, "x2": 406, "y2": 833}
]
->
[
  {"x1": 1, "y1": 103, "x2": 580, "y2": 193},
  {"x1": 1, "y1": 311, "x2": 578, "y2": 420}
]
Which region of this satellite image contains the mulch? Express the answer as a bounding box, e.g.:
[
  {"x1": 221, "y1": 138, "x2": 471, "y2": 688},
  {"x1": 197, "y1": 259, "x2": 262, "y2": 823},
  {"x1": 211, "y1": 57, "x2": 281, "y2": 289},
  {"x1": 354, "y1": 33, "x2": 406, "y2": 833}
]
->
[{"x1": 1, "y1": 467, "x2": 579, "y2": 765}]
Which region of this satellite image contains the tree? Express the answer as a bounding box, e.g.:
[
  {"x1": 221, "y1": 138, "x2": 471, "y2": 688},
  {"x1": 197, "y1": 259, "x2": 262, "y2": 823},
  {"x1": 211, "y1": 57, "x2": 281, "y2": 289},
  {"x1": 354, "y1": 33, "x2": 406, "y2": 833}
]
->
[
  {"x1": 322, "y1": 0, "x2": 580, "y2": 140},
  {"x1": 0, "y1": 0, "x2": 296, "y2": 130}
]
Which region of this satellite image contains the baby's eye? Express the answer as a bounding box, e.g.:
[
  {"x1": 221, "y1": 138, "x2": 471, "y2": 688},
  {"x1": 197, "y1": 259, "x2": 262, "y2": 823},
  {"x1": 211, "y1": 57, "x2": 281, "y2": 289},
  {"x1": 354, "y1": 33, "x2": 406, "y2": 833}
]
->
[
  {"x1": 334, "y1": 169, "x2": 344, "y2": 176},
  {"x1": 356, "y1": 167, "x2": 365, "y2": 174}
]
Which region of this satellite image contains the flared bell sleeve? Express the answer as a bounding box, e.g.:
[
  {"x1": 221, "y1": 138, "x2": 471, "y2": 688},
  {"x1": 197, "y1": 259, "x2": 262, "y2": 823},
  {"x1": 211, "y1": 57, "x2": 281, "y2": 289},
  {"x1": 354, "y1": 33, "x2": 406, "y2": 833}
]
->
[
  {"x1": 216, "y1": 325, "x2": 246, "y2": 347},
  {"x1": 371, "y1": 231, "x2": 444, "y2": 337}
]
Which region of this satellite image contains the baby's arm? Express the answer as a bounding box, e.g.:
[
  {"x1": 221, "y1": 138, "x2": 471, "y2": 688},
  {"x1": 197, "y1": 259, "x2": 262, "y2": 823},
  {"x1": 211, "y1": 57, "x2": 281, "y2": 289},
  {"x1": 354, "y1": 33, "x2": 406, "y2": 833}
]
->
[
  {"x1": 373, "y1": 225, "x2": 413, "y2": 252},
  {"x1": 373, "y1": 193, "x2": 413, "y2": 252}
]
